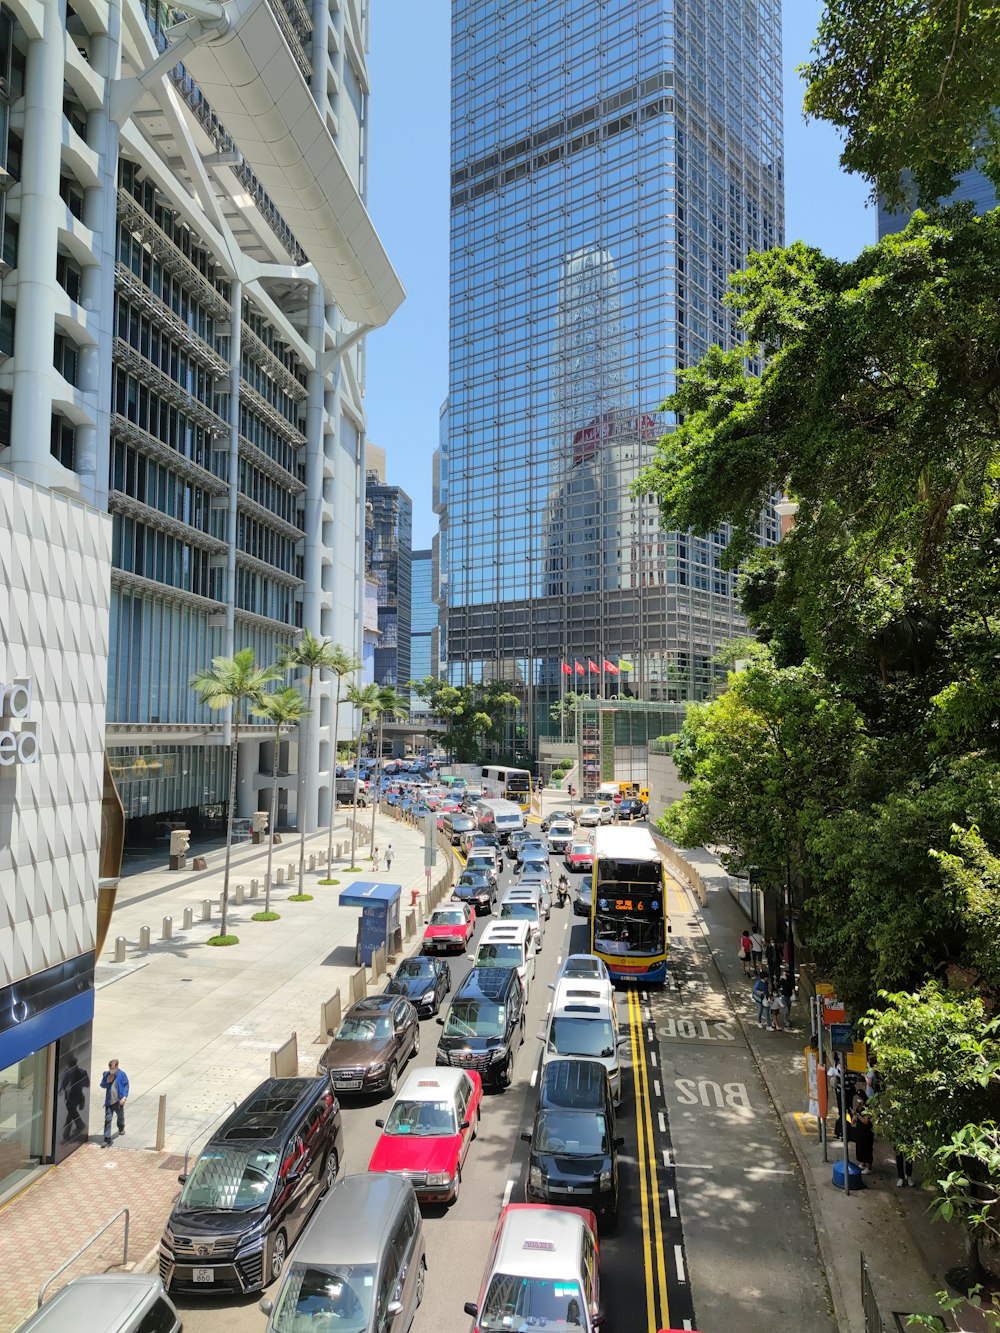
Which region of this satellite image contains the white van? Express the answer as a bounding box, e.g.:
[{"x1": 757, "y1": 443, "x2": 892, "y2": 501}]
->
[
  {"x1": 498, "y1": 889, "x2": 544, "y2": 953},
  {"x1": 538, "y1": 976, "x2": 625, "y2": 1103},
  {"x1": 472, "y1": 920, "x2": 536, "y2": 1002},
  {"x1": 475, "y1": 798, "x2": 525, "y2": 843}
]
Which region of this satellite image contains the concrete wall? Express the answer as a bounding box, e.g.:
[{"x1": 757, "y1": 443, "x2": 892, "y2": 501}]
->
[{"x1": 646, "y1": 748, "x2": 689, "y2": 825}]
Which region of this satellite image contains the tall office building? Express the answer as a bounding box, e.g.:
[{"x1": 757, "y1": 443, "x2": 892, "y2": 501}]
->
[
  {"x1": 444, "y1": 0, "x2": 782, "y2": 753},
  {"x1": 365, "y1": 445, "x2": 413, "y2": 694},
  {"x1": 878, "y1": 168, "x2": 998, "y2": 237},
  {"x1": 409, "y1": 548, "x2": 434, "y2": 713}
]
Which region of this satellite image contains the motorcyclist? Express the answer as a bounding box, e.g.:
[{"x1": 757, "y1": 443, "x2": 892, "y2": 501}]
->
[{"x1": 557, "y1": 873, "x2": 570, "y2": 907}]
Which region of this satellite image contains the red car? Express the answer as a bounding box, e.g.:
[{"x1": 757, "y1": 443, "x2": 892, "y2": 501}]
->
[
  {"x1": 565, "y1": 841, "x2": 595, "y2": 872},
  {"x1": 423, "y1": 903, "x2": 476, "y2": 954},
  {"x1": 369, "y1": 1066, "x2": 482, "y2": 1203}
]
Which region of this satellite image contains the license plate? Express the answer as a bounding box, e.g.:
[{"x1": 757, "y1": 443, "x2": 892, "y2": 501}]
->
[
  {"x1": 335, "y1": 1079, "x2": 363, "y2": 1090},
  {"x1": 192, "y1": 1268, "x2": 214, "y2": 1283}
]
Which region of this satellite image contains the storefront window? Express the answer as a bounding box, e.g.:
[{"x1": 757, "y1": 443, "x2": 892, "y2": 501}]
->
[{"x1": 0, "y1": 1048, "x2": 48, "y2": 1197}]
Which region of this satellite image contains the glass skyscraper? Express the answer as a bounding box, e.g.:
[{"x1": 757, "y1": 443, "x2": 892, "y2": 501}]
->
[{"x1": 444, "y1": 0, "x2": 782, "y2": 753}]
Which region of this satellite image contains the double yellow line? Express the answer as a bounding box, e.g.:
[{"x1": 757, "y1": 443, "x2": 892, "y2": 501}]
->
[{"x1": 627, "y1": 987, "x2": 670, "y2": 1333}]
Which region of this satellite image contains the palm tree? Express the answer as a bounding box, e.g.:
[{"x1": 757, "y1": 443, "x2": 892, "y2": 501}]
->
[
  {"x1": 191, "y1": 649, "x2": 283, "y2": 939},
  {"x1": 324, "y1": 646, "x2": 361, "y2": 874},
  {"x1": 368, "y1": 686, "x2": 408, "y2": 853},
  {"x1": 345, "y1": 681, "x2": 381, "y2": 868},
  {"x1": 250, "y1": 686, "x2": 311, "y2": 917},
  {"x1": 279, "y1": 629, "x2": 340, "y2": 896}
]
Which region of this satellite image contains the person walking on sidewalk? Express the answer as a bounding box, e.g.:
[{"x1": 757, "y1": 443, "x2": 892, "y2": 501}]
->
[
  {"x1": 768, "y1": 988, "x2": 784, "y2": 1031},
  {"x1": 828, "y1": 1054, "x2": 844, "y2": 1140},
  {"x1": 749, "y1": 928, "x2": 765, "y2": 970},
  {"x1": 752, "y1": 972, "x2": 770, "y2": 1028},
  {"x1": 779, "y1": 969, "x2": 795, "y2": 1026},
  {"x1": 853, "y1": 1093, "x2": 874, "y2": 1173},
  {"x1": 385, "y1": 843, "x2": 394, "y2": 872},
  {"x1": 100, "y1": 1058, "x2": 129, "y2": 1146},
  {"x1": 766, "y1": 937, "x2": 782, "y2": 985},
  {"x1": 372, "y1": 846, "x2": 381, "y2": 872},
  {"x1": 739, "y1": 930, "x2": 753, "y2": 977},
  {"x1": 894, "y1": 1147, "x2": 915, "y2": 1188}
]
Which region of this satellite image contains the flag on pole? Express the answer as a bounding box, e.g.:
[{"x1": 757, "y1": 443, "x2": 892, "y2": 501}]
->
[
  {"x1": 575, "y1": 661, "x2": 584, "y2": 675},
  {"x1": 561, "y1": 662, "x2": 572, "y2": 675},
  {"x1": 603, "y1": 659, "x2": 619, "y2": 674},
  {"x1": 588, "y1": 660, "x2": 599, "y2": 673},
  {"x1": 618, "y1": 659, "x2": 634, "y2": 672}
]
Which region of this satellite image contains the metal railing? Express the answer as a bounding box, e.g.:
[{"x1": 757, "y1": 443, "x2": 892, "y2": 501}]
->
[
  {"x1": 38, "y1": 1209, "x2": 130, "y2": 1307},
  {"x1": 861, "y1": 1251, "x2": 913, "y2": 1333},
  {"x1": 182, "y1": 1100, "x2": 238, "y2": 1177}
]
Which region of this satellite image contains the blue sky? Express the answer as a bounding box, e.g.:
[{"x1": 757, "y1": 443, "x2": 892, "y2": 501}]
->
[{"x1": 365, "y1": 2, "x2": 873, "y2": 547}]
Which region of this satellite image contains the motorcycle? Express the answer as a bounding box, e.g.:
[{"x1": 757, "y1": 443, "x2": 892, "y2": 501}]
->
[{"x1": 557, "y1": 878, "x2": 570, "y2": 909}]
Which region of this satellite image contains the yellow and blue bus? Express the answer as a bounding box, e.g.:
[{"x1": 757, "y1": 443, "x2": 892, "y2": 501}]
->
[
  {"x1": 480, "y1": 764, "x2": 533, "y2": 811},
  {"x1": 590, "y1": 827, "x2": 667, "y2": 984}
]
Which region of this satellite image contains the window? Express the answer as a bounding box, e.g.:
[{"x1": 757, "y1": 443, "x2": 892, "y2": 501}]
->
[{"x1": 136, "y1": 1296, "x2": 178, "y2": 1333}]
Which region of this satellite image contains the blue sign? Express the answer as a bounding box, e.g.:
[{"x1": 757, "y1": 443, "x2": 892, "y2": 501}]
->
[
  {"x1": 358, "y1": 902, "x2": 390, "y2": 966},
  {"x1": 829, "y1": 1022, "x2": 855, "y2": 1050}
]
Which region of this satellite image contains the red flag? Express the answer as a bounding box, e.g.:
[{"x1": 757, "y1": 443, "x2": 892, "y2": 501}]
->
[
  {"x1": 575, "y1": 661, "x2": 584, "y2": 675},
  {"x1": 560, "y1": 662, "x2": 572, "y2": 675},
  {"x1": 603, "y1": 659, "x2": 619, "y2": 674},
  {"x1": 588, "y1": 659, "x2": 599, "y2": 673}
]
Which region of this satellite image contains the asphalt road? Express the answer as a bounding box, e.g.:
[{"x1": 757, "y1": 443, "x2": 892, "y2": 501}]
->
[{"x1": 169, "y1": 827, "x2": 834, "y2": 1333}]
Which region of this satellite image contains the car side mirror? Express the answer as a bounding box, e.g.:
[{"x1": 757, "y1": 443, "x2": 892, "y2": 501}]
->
[
  {"x1": 375, "y1": 1118, "x2": 385, "y2": 1128},
  {"x1": 459, "y1": 1119, "x2": 471, "y2": 1131},
  {"x1": 464, "y1": 1302, "x2": 478, "y2": 1317},
  {"x1": 259, "y1": 1298, "x2": 274, "y2": 1315},
  {"x1": 520, "y1": 1131, "x2": 531, "y2": 1143},
  {"x1": 436, "y1": 1016, "x2": 445, "y2": 1025},
  {"x1": 537, "y1": 1030, "x2": 546, "y2": 1040},
  {"x1": 615, "y1": 1136, "x2": 625, "y2": 1148},
  {"x1": 547, "y1": 981, "x2": 555, "y2": 990},
  {"x1": 593, "y1": 1303, "x2": 606, "y2": 1327},
  {"x1": 176, "y1": 1172, "x2": 187, "y2": 1185}
]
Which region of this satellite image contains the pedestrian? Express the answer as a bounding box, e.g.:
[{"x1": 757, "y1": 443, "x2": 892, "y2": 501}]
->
[
  {"x1": 59, "y1": 1054, "x2": 89, "y2": 1143},
  {"x1": 853, "y1": 1093, "x2": 874, "y2": 1173},
  {"x1": 385, "y1": 843, "x2": 393, "y2": 872},
  {"x1": 779, "y1": 969, "x2": 795, "y2": 1025},
  {"x1": 738, "y1": 929, "x2": 753, "y2": 978},
  {"x1": 372, "y1": 846, "x2": 380, "y2": 872},
  {"x1": 827, "y1": 1054, "x2": 844, "y2": 1140},
  {"x1": 765, "y1": 937, "x2": 782, "y2": 984},
  {"x1": 749, "y1": 927, "x2": 765, "y2": 969},
  {"x1": 865, "y1": 1053, "x2": 880, "y2": 1100},
  {"x1": 768, "y1": 988, "x2": 784, "y2": 1031},
  {"x1": 751, "y1": 972, "x2": 770, "y2": 1028},
  {"x1": 894, "y1": 1147, "x2": 915, "y2": 1188},
  {"x1": 100, "y1": 1058, "x2": 129, "y2": 1146}
]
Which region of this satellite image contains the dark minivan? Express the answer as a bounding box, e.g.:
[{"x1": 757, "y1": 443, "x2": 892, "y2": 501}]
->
[
  {"x1": 160, "y1": 1077, "x2": 344, "y2": 1295},
  {"x1": 436, "y1": 965, "x2": 524, "y2": 1092},
  {"x1": 521, "y1": 1058, "x2": 623, "y2": 1224}
]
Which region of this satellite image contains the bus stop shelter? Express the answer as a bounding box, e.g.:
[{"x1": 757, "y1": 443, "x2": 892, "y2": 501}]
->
[{"x1": 338, "y1": 882, "x2": 402, "y2": 965}]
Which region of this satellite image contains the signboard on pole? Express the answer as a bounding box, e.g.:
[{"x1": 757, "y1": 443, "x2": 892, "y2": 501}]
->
[{"x1": 423, "y1": 811, "x2": 437, "y2": 869}]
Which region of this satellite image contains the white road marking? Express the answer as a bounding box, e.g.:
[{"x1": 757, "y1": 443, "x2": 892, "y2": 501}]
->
[
  {"x1": 502, "y1": 1178, "x2": 516, "y2": 1208},
  {"x1": 649, "y1": 1050, "x2": 657, "y2": 1067},
  {"x1": 667, "y1": 1188, "x2": 678, "y2": 1217},
  {"x1": 557, "y1": 954, "x2": 563, "y2": 964},
  {"x1": 640, "y1": 990, "x2": 649, "y2": 1001},
  {"x1": 683, "y1": 1321, "x2": 693, "y2": 1330},
  {"x1": 658, "y1": 1111, "x2": 666, "y2": 1134},
  {"x1": 653, "y1": 1079, "x2": 662, "y2": 1098},
  {"x1": 674, "y1": 1244, "x2": 687, "y2": 1282},
  {"x1": 745, "y1": 1166, "x2": 795, "y2": 1176},
  {"x1": 647, "y1": 1026, "x2": 655, "y2": 1043},
  {"x1": 672, "y1": 1162, "x2": 715, "y2": 1169},
  {"x1": 529, "y1": 1069, "x2": 537, "y2": 1087},
  {"x1": 662, "y1": 1148, "x2": 672, "y2": 1167},
  {"x1": 643, "y1": 1006, "x2": 651, "y2": 1022}
]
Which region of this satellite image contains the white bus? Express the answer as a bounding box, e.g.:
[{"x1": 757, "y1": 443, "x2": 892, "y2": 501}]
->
[{"x1": 481, "y1": 765, "x2": 533, "y2": 811}]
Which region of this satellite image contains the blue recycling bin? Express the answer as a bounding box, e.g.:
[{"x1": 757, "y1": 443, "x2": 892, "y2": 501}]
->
[
  {"x1": 338, "y1": 882, "x2": 402, "y2": 966},
  {"x1": 831, "y1": 1160, "x2": 864, "y2": 1191}
]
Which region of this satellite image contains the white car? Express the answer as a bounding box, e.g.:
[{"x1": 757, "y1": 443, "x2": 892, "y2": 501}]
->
[
  {"x1": 546, "y1": 822, "x2": 575, "y2": 854},
  {"x1": 538, "y1": 977, "x2": 625, "y2": 1104},
  {"x1": 550, "y1": 953, "x2": 612, "y2": 989},
  {"x1": 577, "y1": 805, "x2": 603, "y2": 827},
  {"x1": 499, "y1": 890, "x2": 544, "y2": 953}
]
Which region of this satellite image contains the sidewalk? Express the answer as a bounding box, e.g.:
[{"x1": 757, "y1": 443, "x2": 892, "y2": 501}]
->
[
  {"x1": 0, "y1": 807, "x2": 448, "y2": 1333},
  {"x1": 671, "y1": 843, "x2": 986, "y2": 1333}
]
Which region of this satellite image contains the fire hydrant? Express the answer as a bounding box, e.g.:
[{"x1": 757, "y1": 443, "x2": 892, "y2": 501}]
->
[{"x1": 410, "y1": 888, "x2": 420, "y2": 909}]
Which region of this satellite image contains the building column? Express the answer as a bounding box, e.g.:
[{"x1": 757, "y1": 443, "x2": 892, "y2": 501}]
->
[
  {"x1": 235, "y1": 738, "x2": 257, "y2": 819},
  {"x1": 299, "y1": 278, "x2": 326, "y2": 833},
  {"x1": 8, "y1": 0, "x2": 65, "y2": 488},
  {"x1": 223, "y1": 278, "x2": 243, "y2": 752}
]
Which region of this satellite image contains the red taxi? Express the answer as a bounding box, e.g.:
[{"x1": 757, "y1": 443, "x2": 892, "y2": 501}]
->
[
  {"x1": 368, "y1": 1066, "x2": 482, "y2": 1204},
  {"x1": 565, "y1": 841, "x2": 595, "y2": 873},
  {"x1": 422, "y1": 903, "x2": 476, "y2": 954}
]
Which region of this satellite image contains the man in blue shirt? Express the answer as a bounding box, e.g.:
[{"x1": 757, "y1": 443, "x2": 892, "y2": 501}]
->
[{"x1": 100, "y1": 1058, "x2": 129, "y2": 1146}]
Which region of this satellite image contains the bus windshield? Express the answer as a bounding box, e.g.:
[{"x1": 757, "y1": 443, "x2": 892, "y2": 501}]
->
[{"x1": 593, "y1": 874, "x2": 664, "y2": 957}]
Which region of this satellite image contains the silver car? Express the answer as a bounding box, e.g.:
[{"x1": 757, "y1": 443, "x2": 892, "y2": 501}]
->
[{"x1": 261, "y1": 1174, "x2": 426, "y2": 1333}]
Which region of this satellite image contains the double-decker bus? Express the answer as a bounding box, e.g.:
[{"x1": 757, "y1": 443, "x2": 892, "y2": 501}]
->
[
  {"x1": 590, "y1": 827, "x2": 667, "y2": 983},
  {"x1": 480, "y1": 765, "x2": 533, "y2": 811}
]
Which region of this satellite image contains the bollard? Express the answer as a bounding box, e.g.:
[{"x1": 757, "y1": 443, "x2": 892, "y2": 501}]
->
[
  {"x1": 138, "y1": 925, "x2": 151, "y2": 952},
  {"x1": 249, "y1": 878, "x2": 258, "y2": 899},
  {"x1": 201, "y1": 898, "x2": 212, "y2": 921},
  {"x1": 404, "y1": 910, "x2": 416, "y2": 942},
  {"x1": 349, "y1": 967, "x2": 367, "y2": 1003},
  {"x1": 234, "y1": 883, "x2": 245, "y2": 906},
  {"x1": 114, "y1": 935, "x2": 127, "y2": 963},
  {"x1": 155, "y1": 1094, "x2": 167, "y2": 1151},
  {"x1": 287, "y1": 861, "x2": 296, "y2": 879},
  {"x1": 309, "y1": 854, "x2": 315, "y2": 871},
  {"x1": 161, "y1": 916, "x2": 173, "y2": 941},
  {"x1": 336, "y1": 842, "x2": 343, "y2": 858},
  {"x1": 321, "y1": 992, "x2": 342, "y2": 1038},
  {"x1": 276, "y1": 868, "x2": 284, "y2": 885},
  {"x1": 192, "y1": 855, "x2": 208, "y2": 871},
  {"x1": 182, "y1": 906, "x2": 193, "y2": 931}
]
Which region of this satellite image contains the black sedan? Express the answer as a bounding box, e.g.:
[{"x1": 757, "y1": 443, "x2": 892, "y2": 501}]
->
[
  {"x1": 573, "y1": 878, "x2": 593, "y2": 918},
  {"x1": 453, "y1": 870, "x2": 495, "y2": 915},
  {"x1": 384, "y1": 956, "x2": 451, "y2": 1017}
]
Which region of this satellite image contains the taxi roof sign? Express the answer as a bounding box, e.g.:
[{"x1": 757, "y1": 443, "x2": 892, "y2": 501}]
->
[{"x1": 523, "y1": 1239, "x2": 557, "y2": 1251}]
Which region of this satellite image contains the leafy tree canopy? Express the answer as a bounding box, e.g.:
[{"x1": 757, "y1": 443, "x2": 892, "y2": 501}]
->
[
  {"x1": 801, "y1": 1, "x2": 1000, "y2": 211},
  {"x1": 409, "y1": 677, "x2": 518, "y2": 762}
]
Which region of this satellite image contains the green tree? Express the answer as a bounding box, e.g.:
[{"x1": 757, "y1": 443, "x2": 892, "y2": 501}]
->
[
  {"x1": 801, "y1": 2, "x2": 1000, "y2": 210},
  {"x1": 190, "y1": 649, "x2": 283, "y2": 940},
  {"x1": 250, "y1": 686, "x2": 311, "y2": 917},
  {"x1": 279, "y1": 629, "x2": 341, "y2": 896},
  {"x1": 409, "y1": 677, "x2": 519, "y2": 762},
  {"x1": 549, "y1": 691, "x2": 586, "y2": 744},
  {"x1": 323, "y1": 646, "x2": 361, "y2": 874},
  {"x1": 368, "y1": 685, "x2": 408, "y2": 850},
  {"x1": 345, "y1": 681, "x2": 381, "y2": 867}
]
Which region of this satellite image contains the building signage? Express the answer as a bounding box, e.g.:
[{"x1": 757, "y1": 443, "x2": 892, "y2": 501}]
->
[{"x1": 0, "y1": 677, "x2": 40, "y2": 765}]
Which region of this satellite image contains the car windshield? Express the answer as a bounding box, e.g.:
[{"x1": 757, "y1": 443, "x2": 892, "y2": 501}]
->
[
  {"x1": 430, "y1": 910, "x2": 465, "y2": 926},
  {"x1": 178, "y1": 1147, "x2": 278, "y2": 1212},
  {"x1": 549, "y1": 1018, "x2": 617, "y2": 1059},
  {"x1": 396, "y1": 959, "x2": 433, "y2": 979},
  {"x1": 270, "y1": 1261, "x2": 376, "y2": 1333},
  {"x1": 443, "y1": 1000, "x2": 506, "y2": 1037},
  {"x1": 459, "y1": 874, "x2": 489, "y2": 887},
  {"x1": 550, "y1": 824, "x2": 573, "y2": 835},
  {"x1": 336, "y1": 1014, "x2": 393, "y2": 1040},
  {"x1": 476, "y1": 942, "x2": 524, "y2": 967},
  {"x1": 501, "y1": 903, "x2": 537, "y2": 922},
  {"x1": 563, "y1": 960, "x2": 601, "y2": 978},
  {"x1": 384, "y1": 1097, "x2": 457, "y2": 1136},
  {"x1": 479, "y1": 1275, "x2": 589, "y2": 1332},
  {"x1": 570, "y1": 845, "x2": 592, "y2": 857},
  {"x1": 467, "y1": 855, "x2": 492, "y2": 867},
  {"x1": 535, "y1": 1109, "x2": 608, "y2": 1156}
]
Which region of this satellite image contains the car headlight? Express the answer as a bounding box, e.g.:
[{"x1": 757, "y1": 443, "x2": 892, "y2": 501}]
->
[
  {"x1": 369, "y1": 1062, "x2": 387, "y2": 1076},
  {"x1": 236, "y1": 1217, "x2": 268, "y2": 1252},
  {"x1": 528, "y1": 1165, "x2": 543, "y2": 1189},
  {"x1": 599, "y1": 1170, "x2": 613, "y2": 1192},
  {"x1": 425, "y1": 1171, "x2": 453, "y2": 1187},
  {"x1": 421, "y1": 989, "x2": 436, "y2": 1002},
  {"x1": 488, "y1": 1046, "x2": 507, "y2": 1061}
]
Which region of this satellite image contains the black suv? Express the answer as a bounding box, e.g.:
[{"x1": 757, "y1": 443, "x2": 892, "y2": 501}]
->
[
  {"x1": 436, "y1": 965, "x2": 525, "y2": 1092},
  {"x1": 160, "y1": 1077, "x2": 344, "y2": 1295},
  {"x1": 521, "y1": 1058, "x2": 623, "y2": 1224},
  {"x1": 618, "y1": 797, "x2": 647, "y2": 820}
]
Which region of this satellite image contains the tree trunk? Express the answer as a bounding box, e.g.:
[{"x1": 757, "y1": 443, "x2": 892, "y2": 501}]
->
[
  {"x1": 298, "y1": 668, "x2": 315, "y2": 895},
  {"x1": 221, "y1": 716, "x2": 240, "y2": 938},
  {"x1": 325, "y1": 675, "x2": 342, "y2": 873},
  {"x1": 264, "y1": 725, "x2": 281, "y2": 915}
]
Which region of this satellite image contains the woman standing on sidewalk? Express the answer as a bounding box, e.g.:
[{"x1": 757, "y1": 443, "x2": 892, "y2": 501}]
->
[
  {"x1": 739, "y1": 929, "x2": 753, "y2": 977},
  {"x1": 853, "y1": 1094, "x2": 875, "y2": 1173},
  {"x1": 752, "y1": 972, "x2": 770, "y2": 1028}
]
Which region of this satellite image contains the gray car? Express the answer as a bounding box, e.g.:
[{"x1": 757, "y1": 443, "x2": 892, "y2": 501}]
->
[{"x1": 261, "y1": 1174, "x2": 426, "y2": 1332}]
